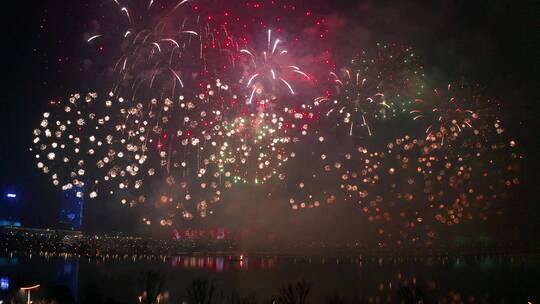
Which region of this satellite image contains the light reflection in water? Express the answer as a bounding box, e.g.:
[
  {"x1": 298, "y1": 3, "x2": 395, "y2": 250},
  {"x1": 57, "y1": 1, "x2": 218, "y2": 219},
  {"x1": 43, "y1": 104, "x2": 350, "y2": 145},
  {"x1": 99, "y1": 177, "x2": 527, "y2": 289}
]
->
[{"x1": 170, "y1": 255, "x2": 278, "y2": 272}]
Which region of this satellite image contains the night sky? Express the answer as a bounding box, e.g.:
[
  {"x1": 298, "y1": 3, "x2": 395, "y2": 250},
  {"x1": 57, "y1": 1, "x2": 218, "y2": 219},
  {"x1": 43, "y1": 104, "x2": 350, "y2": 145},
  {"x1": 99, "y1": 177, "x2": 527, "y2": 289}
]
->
[{"x1": 0, "y1": 0, "x2": 538, "y2": 242}]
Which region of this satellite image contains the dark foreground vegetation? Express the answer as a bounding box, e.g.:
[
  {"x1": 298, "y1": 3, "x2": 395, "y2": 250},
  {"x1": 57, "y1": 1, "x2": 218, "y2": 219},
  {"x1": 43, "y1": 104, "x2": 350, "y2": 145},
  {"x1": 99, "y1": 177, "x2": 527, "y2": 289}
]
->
[
  {"x1": 3, "y1": 269, "x2": 538, "y2": 304},
  {"x1": 0, "y1": 274, "x2": 442, "y2": 304}
]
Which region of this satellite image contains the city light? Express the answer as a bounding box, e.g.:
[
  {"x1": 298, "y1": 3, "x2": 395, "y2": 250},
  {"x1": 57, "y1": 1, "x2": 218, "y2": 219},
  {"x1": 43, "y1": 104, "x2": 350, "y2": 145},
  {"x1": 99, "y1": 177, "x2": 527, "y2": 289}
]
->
[
  {"x1": 20, "y1": 284, "x2": 40, "y2": 304},
  {"x1": 6, "y1": 193, "x2": 17, "y2": 198},
  {"x1": 20, "y1": 284, "x2": 40, "y2": 291}
]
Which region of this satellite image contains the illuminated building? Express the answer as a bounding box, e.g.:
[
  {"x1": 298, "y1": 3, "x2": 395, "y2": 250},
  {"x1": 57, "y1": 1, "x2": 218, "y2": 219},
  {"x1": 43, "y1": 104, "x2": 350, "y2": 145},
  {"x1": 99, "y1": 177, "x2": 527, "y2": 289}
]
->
[
  {"x1": 0, "y1": 191, "x2": 21, "y2": 227},
  {"x1": 58, "y1": 186, "x2": 83, "y2": 231},
  {"x1": 0, "y1": 277, "x2": 9, "y2": 291}
]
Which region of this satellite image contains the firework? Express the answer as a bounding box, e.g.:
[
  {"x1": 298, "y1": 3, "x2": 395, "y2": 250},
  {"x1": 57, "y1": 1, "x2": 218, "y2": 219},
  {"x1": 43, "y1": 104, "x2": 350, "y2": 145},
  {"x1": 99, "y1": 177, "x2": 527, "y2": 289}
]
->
[
  {"x1": 322, "y1": 44, "x2": 425, "y2": 138},
  {"x1": 239, "y1": 30, "x2": 311, "y2": 104},
  {"x1": 93, "y1": 79, "x2": 238, "y2": 222},
  {"x1": 410, "y1": 84, "x2": 481, "y2": 145},
  {"x1": 29, "y1": 1, "x2": 523, "y2": 241},
  {"x1": 32, "y1": 92, "x2": 112, "y2": 197}
]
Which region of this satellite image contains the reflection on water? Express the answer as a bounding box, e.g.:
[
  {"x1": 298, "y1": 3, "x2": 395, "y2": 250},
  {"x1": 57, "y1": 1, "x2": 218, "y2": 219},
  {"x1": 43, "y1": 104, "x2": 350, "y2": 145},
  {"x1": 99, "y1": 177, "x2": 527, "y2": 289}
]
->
[
  {"x1": 57, "y1": 258, "x2": 79, "y2": 300},
  {"x1": 170, "y1": 255, "x2": 278, "y2": 272},
  {"x1": 0, "y1": 252, "x2": 539, "y2": 303}
]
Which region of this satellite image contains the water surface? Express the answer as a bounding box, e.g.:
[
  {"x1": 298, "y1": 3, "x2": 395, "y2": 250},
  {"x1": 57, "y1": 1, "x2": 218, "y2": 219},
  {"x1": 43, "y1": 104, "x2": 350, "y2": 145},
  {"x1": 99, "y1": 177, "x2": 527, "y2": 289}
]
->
[{"x1": 0, "y1": 252, "x2": 538, "y2": 303}]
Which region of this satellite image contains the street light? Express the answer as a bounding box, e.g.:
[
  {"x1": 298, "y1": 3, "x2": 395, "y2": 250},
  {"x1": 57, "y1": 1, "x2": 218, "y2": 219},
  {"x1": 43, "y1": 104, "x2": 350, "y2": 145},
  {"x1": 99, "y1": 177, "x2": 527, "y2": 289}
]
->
[{"x1": 20, "y1": 284, "x2": 40, "y2": 304}]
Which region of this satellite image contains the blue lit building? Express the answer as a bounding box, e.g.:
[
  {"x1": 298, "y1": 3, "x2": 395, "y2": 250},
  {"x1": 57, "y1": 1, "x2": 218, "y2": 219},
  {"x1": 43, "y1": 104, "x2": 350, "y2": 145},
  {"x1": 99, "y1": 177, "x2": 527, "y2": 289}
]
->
[
  {"x1": 58, "y1": 187, "x2": 84, "y2": 231},
  {"x1": 0, "y1": 277, "x2": 9, "y2": 291},
  {"x1": 0, "y1": 191, "x2": 21, "y2": 227}
]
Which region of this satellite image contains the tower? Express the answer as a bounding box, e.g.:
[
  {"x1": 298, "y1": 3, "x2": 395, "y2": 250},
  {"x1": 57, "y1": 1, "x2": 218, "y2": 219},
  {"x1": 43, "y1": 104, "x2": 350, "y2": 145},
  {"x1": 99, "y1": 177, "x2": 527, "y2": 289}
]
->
[
  {"x1": 58, "y1": 186, "x2": 84, "y2": 231},
  {"x1": 0, "y1": 191, "x2": 21, "y2": 227}
]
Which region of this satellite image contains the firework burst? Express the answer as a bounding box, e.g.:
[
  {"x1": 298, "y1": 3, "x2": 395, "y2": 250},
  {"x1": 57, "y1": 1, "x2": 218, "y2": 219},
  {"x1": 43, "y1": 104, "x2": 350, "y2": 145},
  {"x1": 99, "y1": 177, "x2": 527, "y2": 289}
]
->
[
  {"x1": 410, "y1": 84, "x2": 479, "y2": 145},
  {"x1": 240, "y1": 30, "x2": 311, "y2": 103}
]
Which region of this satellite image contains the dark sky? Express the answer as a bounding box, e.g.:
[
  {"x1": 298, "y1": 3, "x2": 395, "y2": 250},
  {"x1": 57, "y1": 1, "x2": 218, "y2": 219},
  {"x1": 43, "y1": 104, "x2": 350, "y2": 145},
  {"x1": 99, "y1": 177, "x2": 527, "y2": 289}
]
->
[{"x1": 0, "y1": 0, "x2": 538, "y2": 237}]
